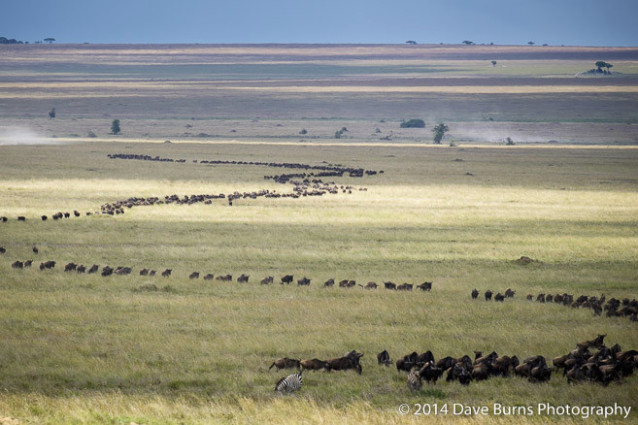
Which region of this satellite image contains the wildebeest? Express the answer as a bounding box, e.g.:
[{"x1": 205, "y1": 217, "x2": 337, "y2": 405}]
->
[
  {"x1": 416, "y1": 281, "x2": 432, "y2": 291},
  {"x1": 204, "y1": 273, "x2": 215, "y2": 280},
  {"x1": 577, "y1": 334, "x2": 606, "y2": 350},
  {"x1": 471, "y1": 289, "x2": 479, "y2": 299},
  {"x1": 338, "y1": 279, "x2": 355, "y2": 288},
  {"x1": 418, "y1": 361, "x2": 443, "y2": 384},
  {"x1": 0, "y1": 247, "x2": 6, "y2": 254},
  {"x1": 269, "y1": 357, "x2": 301, "y2": 371},
  {"x1": 326, "y1": 350, "x2": 363, "y2": 375},
  {"x1": 323, "y1": 278, "x2": 335, "y2": 287},
  {"x1": 261, "y1": 276, "x2": 273, "y2": 285},
  {"x1": 189, "y1": 271, "x2": 200, "y2": 279},
  {"x1": 505, "y1": 288, "x2": 515, "y2": 298},
  {"x1": 238, "y1": 274, "x2": 249, "y2": 283},
  {"x1": 39, "y1": 260, "x2": 56, "y2": 270},
  {"x1": 397, "y1": 283, "x2": 413, "y2": 291},
  {"x1": 397, "y1": 352, "x2": 419, "y2": 372},
  {"x1": 161, "y1": 269, "x2": 172, "y2": 277},
  {"x1": 384, "y1": 281, "x2": 396, "y2": 290},
  {"x1": 216, "y1": 274, "x2": 232, "y2": 281},
  {"x1": 494, "y1": 293, "x2": 505, "y2": 302},
  {"x1": 101, "y1": 266, "x2": 114, "y2": 276},
  {"x1": 361, "y1": 281, "x2": 378, "y2": 290},
  {"x1": 140, "y1": 268, "x2": 149, "y2": 276},
  {"x1": 301, "y1": 358, "x2": 329, "y2": 371},
  {"x1": 485, "y1": 290, "x2": 493, "y2": 301},
  {"x1": 17, "y1": 216, "x2": 26, "y2": 221},
  {"x1": 41, "y1": 215, "x2": 48, "y2": 221},
  {"x1": 87, "y1": 264, "x2": 99, "y2": 274},
  {"x1": 297, "y1": 277, "x2": 310, "y2": 286},
  {"x1": 377, "y1": 350, "x2": 393, "y2": 366},
  {"x1": 281, "y1": 275, "x2": 293, "y2": 284},
  {"x1": 64, "y1": 262, "x2": 77, "y2": 272},
  {"x1": 11, "y1": 261, "x2": 24, "y2": 269}
]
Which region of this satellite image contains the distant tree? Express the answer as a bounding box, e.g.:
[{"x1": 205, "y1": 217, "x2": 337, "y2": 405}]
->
[
  {"x1": 299, "y1": 129, "x2": 307, "y2": 135},
  {"x1": 432, "y1": 123, "x2": 449, "y2": 144},
  {"x1": 491, "y1": 60, "x2": 497, "y2": 67},
  {"x1": 48, "y1": 108, "x2": 56, "y2": 119},
  {"x1": 528, "y1": 41, "x2": 535, "y2": 46},
  {"x1": 595, "y1": 61, "x2": 613, "y2": 73},
  {"x1": 44, "y1": 38, "x2": 55, "y2": 44},
  {"x1": 400, "y1": 119, "x2": 425, "y2": 128},
  {"x1": 406, "y1": 40, "x2": 417, "y2": 45},
  {"x1": 111, "y1": 119, "x2": 121, "y2": 135},
  {"x1": 462, "y1": 40, "x2": 474, "y2": 45},
  {"x1": 506, "y1": 137, "x2": 515, "y2": 145}
]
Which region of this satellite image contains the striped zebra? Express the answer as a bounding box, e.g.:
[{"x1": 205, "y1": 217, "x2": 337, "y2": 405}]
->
[
  {"x1": 274, "y1": 371, "x2": 303, "y2": 393},
  {"x1": 407, "y1": 369, "x2": 422, "y2": 392}
]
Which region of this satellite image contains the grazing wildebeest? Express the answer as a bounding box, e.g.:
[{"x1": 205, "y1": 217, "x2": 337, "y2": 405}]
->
[
  {"x1": 101, "y1": 266, "x2": 114, "y2": 276},
  {"x1": 87, "y1": 264, "x2": 99, "y2": 274},
  {"x1": 384, "y1": 281, "x2": 396, "y2": 290},
  {"x1": 471, "y1": 289, "x2": 479, "y2": 299},
  {"x1": 204, "y1": 273, "x2": 215, "y2": 280},
  {"x1": 505, "y1": 288, "x2": 515, "y2": 298},
  {"x1": 161, "y1": 269, "x2": 172, "y2": 277},
  {"x1": 64, "y1": 262, "x2": 77, "y2": 272},
  {"x1": 189, "y1": 271, "x2": 200, "y2": 279},
  {"x1": 269, "y1": 357, "x2": 301, "y2": 371},
  {"x1": 397, "y1": 283, "x2": 413, "y2": 291},
  {"x1": 494, "y1": 293, "x2": 505, "y2": 302},
  {"x1": 140, "y1": 268, "x2": 149, "y2": 276},
  {"x1": 362, "y1": 281, "x2": 378, "y2": 290},
  {"x1": 377, "y1": 350, "x2": 393, "y2": 366},
  {"x1": 323, "y1": 278, "x2": 335, "y2": 287},
  {"x1": 76, "y1": 264, "x2": 86, "y2": 273},
  {"x1": 12, "y1": 261, "x2": 24, "y2": 269},
  {"x1": 238, "y1": 274, "x2": 249, "y2": 283},
  {"x1": 260, "y1": 276, "x2": 273, "y2": 285},
  {"x1": 216, "y1": 274, "x2": 232, "y2": 281}
]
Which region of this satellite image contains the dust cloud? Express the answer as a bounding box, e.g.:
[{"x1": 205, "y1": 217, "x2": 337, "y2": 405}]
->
[{"x1": 0, "y1": 127, "x2": 57, "y2": 145}]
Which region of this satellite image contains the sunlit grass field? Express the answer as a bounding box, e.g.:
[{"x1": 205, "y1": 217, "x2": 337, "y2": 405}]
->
[{"x1": 0, "y1": 140, "x2": 637, "y2": 424}]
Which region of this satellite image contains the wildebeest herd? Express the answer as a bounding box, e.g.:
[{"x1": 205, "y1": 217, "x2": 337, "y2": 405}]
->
[
  {"x1": 472, "y1": 288, "x2": 638, "y2": 323},
  {"x1": 2, "y1": 249, "x2": 434, "y2": 294},
  {"x1": 0, "y1": 154, "x2": 378, "y2": 221},
  {"x1": 270, "y1": 334, "x2": 638, "y2": 393}
]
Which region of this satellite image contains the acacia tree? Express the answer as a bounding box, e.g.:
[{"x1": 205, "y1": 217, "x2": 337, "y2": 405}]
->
[{"x1": 432, "y1": 123, "x2": 449, "y2": 144}]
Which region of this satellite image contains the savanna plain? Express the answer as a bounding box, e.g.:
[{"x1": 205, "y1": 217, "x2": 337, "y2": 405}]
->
[{"x1": 1, "y1": 44, "x2": 638, "y2": 424}]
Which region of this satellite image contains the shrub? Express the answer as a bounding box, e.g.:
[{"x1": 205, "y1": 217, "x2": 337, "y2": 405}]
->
[{"x1": 400, "y1": 119, "x2": 425, "y2": 128}]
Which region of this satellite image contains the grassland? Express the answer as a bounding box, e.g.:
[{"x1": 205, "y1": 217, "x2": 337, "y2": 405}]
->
[{"x1": 0, "y1": 44, "x2": 637, "y2": 424}]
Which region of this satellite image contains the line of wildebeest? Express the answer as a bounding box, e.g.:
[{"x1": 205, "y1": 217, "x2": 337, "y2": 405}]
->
[
  {"x1": 2, "y1": 250, "x2": 432, "y2": 292},
  {"x1": 472, "y1": 288, "x2": 638, "y2": 323},
  {"x1": 268, "y1": 334, "x2": 638, "y2": 393},
  {"x1": 0, "y1": 154, "x2": 378, "y2": 222}
]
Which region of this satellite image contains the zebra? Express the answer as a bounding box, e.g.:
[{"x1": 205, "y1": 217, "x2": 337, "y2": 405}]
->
[
  {"x1": 407, "y1": 369, "x2": 422, "y2": 393},
  {"x1": 274, "y1": 371, "x2": 303, "y2": 393}
]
